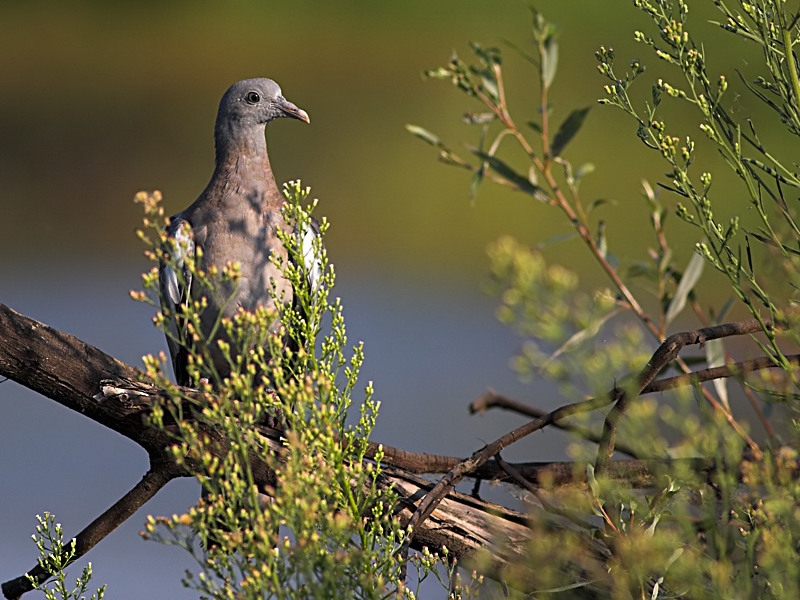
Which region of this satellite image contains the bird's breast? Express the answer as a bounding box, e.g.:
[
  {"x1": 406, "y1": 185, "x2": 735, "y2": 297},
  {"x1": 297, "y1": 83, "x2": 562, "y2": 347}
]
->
[{"x1": 194, "y1": 206, "x2": 291, "y2": 320}]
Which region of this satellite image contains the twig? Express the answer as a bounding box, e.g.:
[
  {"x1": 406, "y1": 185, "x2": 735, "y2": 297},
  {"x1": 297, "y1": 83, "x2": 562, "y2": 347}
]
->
[
  {"x1": 689, "y1": 297, "x2": 777, "y2": 438},
  {"x1": 0, "y1": 302, "x2": 791, "y2": 593},
  {"x1": 471, "y1": 390, "x2": 641, "y2": 458},
  {"x1": 494, "y1": 453, "x2": 592, "y2": 530},
  {"x1": 401, "y1": 392, "x2": 619, "y2": 550},
  {"x1": 596, "y1": 319, "x2": 769, "y2": 475},
  {"x1": 2, "y1": 464, "x2": 181, "y2": 599},
  {"x1": 594, "y1": 394, "x2": 632, "y2": 475},
  {"x1": 642, "y1": 354, "x2": 800, "y2": 394},
  {"x1": 407, "y1": 319, "x2": 773, "y2": 545}
]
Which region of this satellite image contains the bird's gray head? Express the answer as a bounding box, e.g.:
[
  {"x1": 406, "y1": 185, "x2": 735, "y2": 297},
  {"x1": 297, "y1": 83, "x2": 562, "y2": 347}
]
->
[
  {"x1": 214, "y1": 78, "x2": 309, "y2": 159},
  {"x1": 216, "y1": 78, "x2": 309, "y2": 131}
]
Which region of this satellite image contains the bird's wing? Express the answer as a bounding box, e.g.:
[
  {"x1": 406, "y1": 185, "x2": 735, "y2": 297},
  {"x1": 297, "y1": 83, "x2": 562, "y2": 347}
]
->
[
  {"x1": 300, "y1": 217, "x2": 323, "y2": 294},
  {"x1": 289, "y1": 217, "x2": 323, "y2": 350},
  {"x1": 159, "y1": 216, "x2": 195, "y2": 385}
]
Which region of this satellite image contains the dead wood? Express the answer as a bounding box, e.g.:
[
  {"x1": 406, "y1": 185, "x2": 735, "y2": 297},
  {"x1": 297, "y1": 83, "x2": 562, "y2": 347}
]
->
[{"x1": 0, "y1": 302, "x2": 544, "y2": 597}]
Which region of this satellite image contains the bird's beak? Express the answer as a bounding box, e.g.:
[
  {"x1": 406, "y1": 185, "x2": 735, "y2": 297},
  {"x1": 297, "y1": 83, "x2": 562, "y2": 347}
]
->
[{"x1": 278, "y1": 99, "x2": 310, "y2": 124}]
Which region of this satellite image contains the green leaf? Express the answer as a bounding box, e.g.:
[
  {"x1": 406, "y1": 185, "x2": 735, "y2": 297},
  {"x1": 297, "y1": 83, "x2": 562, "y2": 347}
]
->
[
  {"x1": 469, "y1": 148, "x2": 543, "y2": 196},
  {"x1": 542, "y1": 35, "x2": 559, "y2": 89},
  {"x1": 587, "y1": 196, "x2": 614, "y2": 214},
  {"x1": 551, "y1": 107, "x2": 591, "y2": 157},
  {"x1": 575, "y1": 162, "x2": 596, "y2": 183},
  {"x1": 665, "y1": 247, "x2": 705, "y2": 326},
  {"x1": 527, "y1": 120, "x2": 543, "y2": 134},
  {"x1": 626, "y1": 262, "x2": 656, "y2": 280},
  {"x1": 528, "y1": 164, "x2": 538, "y2": 187},
  {"x1": 586, "y1": 464, "x2": 599, "y2": 498},
  {"x1": 705, "y1": 337, "x2": 729, "y2": 411},
  {"x1": 542, "y1": 308, "x2": 619, "y2": 369},
  {"x1": 596, "y1": 220, "x2": 607, "y2": 259},
  {"x1": 469, "y1": 42, "x2": 502, "y2": 100},
  {"x1": 424, "y1": 66, "x2": 454, "y2": 80},
  {"x1": 501, "y1": 37, "x2": 537, "y2": 66},
  {"x1": 463, "y1": 112, "x2": 495, "y2": 125},
  {"x1": 470, "y1": 41, "x2": 502, "y2": 68},
  {"x1": 717, "y1": 296, "x2": 735, "y2": 322},
  {"x1": 405, "y1": 124, "x2": 442, "y2": 147},
  {"x1": 745, "y1": 228, "x2": 800, "y2": 257},
  {"x1": 469, "y1": 165, "x2": 485, "y2": 202},
  {"x1": 538, "y1": 231, "x2": 580, "y2": 248}
]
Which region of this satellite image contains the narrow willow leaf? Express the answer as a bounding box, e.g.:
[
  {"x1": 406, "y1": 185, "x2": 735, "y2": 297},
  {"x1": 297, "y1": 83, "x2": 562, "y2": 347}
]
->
[
  {"x1": 626, "y1": 262, "x2": 656, "y2": 280},
  {"x1": 586, "y1": 464, "x2": 599, "y2": 499},
  {"x1": 501, "y1": 38, "x2": 537, "y2": 66},
  {"x1": 405, "y1": 124, "x2": 442, "y2": 147},
  {"x1": 542, "y1": 308, "x2": 619, "y2": 369},
  {"x1": 528, "y1": 164, "x2": 538, "y2": 187},
  {"x1": 574, "y1": 162, "x2": 596, "y2": 183},
  {"x1": 424, "y1": 67, "x2": 454, "y2": 80},
  {"x1": 717, "y1": 296, "x2": 735, "y2": 322},
  {"x1": 745, "y1": 235, "x2": 753, "y2": 273},
  {"x1": 538, "y1": 231, "x2": 580, "y2": 248},
  {"x1": 532, "y1": 581, "x2": 596, "y2": 594},
  {"x1": 469, "y1": 148, "x2": 543, "y2": 196},
  {"x1": 481, "y1": 75, "x2": 499, "y2": 100},
  {"x1": 705, "y1": 337, "x2": 729, "y2": 412},
  {"x1": 587, "y1": 197, "x2": 613, "y2": 214},
  {"x1": 470, "y1": 41, "x2": 501, "y2": 67},
  {"x1": 542, "y1": 36, "x2": 559, "y2": 89},
  {"x1": 596, "y1": 220, "x2": 607, "y2": 259},
  {"x1": 745, "y1": 228, "x2": 800, "y2": 256},
  {"x1": 551, "y1": 107, "x2": 591, "y2": 157},
  {"x1": 527, "y1": 120, "x2": 543, "y2": 133},
  {"x1": 469, "y1": 165, "x2": 485, "y2": 202},
  {"x1": 665, "y1": 248, "x2": 705, "y2": 326},
  {"x1": 463, "y1": 112, "x2": 495, "y2": 125}
]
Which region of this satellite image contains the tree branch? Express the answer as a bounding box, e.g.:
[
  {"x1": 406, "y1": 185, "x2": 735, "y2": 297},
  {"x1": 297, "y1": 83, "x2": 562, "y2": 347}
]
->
[
  {"x1": 406, "y1": 318, "x2": 776, "y2": 546},
  {"x1": 0, "y1": 302, "x2": 535, "y2": 595},
  {"x1": 0, "y1": 302, "x2": 792, "y2": 596},
  {"x1": 1, "y1": 464, "x2": 181, "y2": 600},
  {"x1": 470, "y1": 390, "x2": 641, "y2": 458}
]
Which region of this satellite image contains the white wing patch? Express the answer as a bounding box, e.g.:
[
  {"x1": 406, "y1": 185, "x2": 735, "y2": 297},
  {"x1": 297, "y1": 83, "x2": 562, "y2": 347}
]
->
[
  {"x1": 158, "y1": 217, "x2": 196, "y2": 383},
  {"x1": 163, "y1": 220, "x2": 194, "y2": 305},
  {"x1": 300, "y1": 220, "x2": 322, "y2": 293}
]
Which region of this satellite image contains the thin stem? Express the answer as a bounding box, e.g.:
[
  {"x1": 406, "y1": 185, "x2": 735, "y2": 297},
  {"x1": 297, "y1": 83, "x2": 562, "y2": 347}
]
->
[{"x1": 782, "y1": 26, "x2": 800, "y2": 115}]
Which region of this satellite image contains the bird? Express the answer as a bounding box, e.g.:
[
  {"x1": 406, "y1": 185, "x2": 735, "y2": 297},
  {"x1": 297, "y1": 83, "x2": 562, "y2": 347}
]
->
[{"x1": 159, "y1": 78, "x2": 317, "y2": 388}]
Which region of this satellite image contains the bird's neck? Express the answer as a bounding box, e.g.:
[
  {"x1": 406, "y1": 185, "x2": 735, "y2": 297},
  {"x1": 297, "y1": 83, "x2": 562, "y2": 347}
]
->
[
  {"x1": 211, "y1": 123, "x2": 283, "y2": 206},
  {"x1": 214, "y1": 121, "x2": 269, "y2": 164}
]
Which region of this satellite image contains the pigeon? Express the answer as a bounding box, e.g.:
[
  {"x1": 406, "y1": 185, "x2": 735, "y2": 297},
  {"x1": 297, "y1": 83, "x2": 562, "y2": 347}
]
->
[{"x1": 159, "y1": 78, "x2": 316, "y2": 387}]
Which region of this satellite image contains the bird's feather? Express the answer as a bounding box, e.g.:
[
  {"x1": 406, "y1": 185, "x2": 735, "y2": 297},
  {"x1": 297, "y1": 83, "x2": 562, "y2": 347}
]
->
[
  {"x1": 159, "y1": 217, "x2": 196, "y2": 385},
  {"x1": 157, "y1": 78, "x2": 311, "y2": 387}
]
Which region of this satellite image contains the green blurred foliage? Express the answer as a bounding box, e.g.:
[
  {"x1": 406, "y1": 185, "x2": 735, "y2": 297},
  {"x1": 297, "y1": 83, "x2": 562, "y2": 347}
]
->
[{"x1": 0, "y1": 1, "x2": 775, "y2": 285}]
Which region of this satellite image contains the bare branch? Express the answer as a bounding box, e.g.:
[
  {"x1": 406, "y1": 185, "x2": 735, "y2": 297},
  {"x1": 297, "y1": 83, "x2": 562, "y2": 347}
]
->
[
  {"x1": 0, "y1": 303, "x2": 537, "y2": 594},
  {"x1": 0, "y1": 301, "x2": 792, "y2": 596},
  {"x1": 470, "y1": 389, "x2": 641, "y2": 458},
  {"x1": 596, "y1": 318, "x2": 770, "y2": 474},
  {"x1": 2, "y1": 464, "x2": 181, "y2": 600},
  {"x1": 642, "y1": 354, "x2": 800, "y2": 393},
  {"x1": 408, "y1": 318, "x2": 775, "y2": 545}
]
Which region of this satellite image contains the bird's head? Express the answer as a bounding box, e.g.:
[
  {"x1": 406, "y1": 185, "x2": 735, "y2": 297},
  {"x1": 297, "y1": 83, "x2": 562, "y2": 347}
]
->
[{"x1": 217, "y1": 78, "x2": 310, "y2": 131}]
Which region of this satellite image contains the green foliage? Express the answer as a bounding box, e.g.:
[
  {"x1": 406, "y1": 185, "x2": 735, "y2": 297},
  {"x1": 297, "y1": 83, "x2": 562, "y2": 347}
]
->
[
  {"x1": 485, "y1": 235, "x2": 647, "y2": 402},
  {"x1": 410, "y1": 1, "x2": 800, "y2": 597},
  {"x1": 404, "y1": 547, "x2": 483, "y2": 600},
  {"x1": 598, "y1": 0, "x2": 800, "y2": 366},
  {"x1": 78, "y1": 2, "x2": 800, "y2": 597},
  {"x1": 26, "y1": 513, "x2": 106, "y2": 600},
  {"x1": 133, "y1": 184, "x2": 424, "y2": 599}
]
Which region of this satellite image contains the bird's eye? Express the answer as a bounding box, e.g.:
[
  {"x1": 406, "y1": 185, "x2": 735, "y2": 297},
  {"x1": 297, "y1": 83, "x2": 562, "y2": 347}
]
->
[{"x1": 245, "y1": 91, "x2": 261, "y2": 104}]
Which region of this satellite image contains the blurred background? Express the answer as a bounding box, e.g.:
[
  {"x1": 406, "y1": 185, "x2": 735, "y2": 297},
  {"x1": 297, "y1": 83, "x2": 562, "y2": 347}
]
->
[{"x1": 0, "y1": 1, "x2": 777, "y2": 597}]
